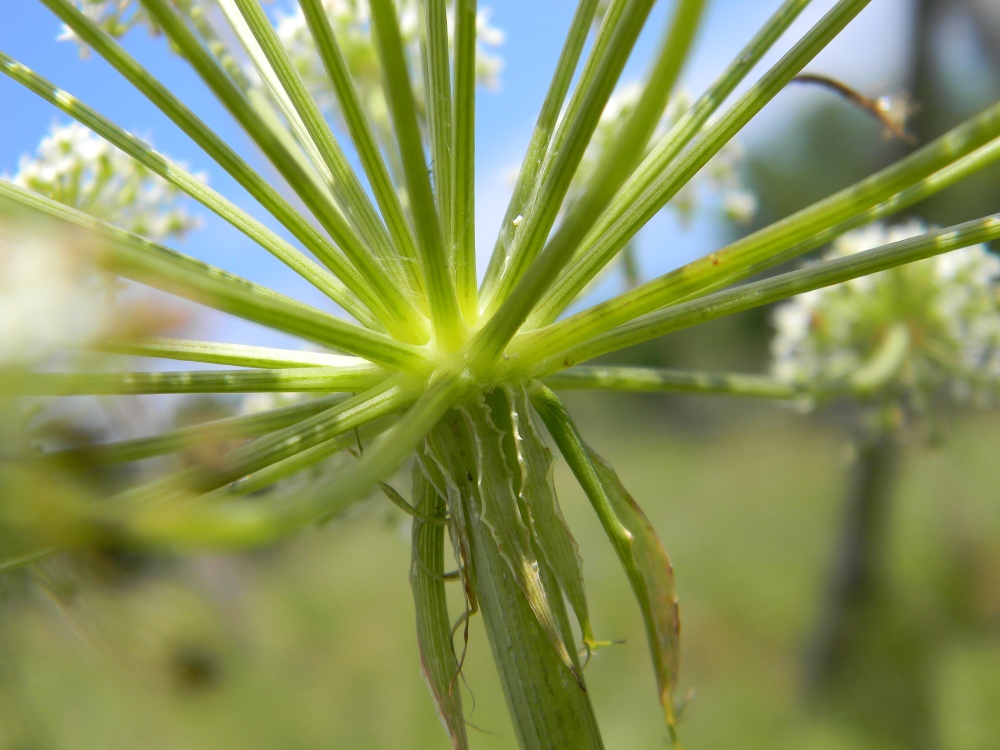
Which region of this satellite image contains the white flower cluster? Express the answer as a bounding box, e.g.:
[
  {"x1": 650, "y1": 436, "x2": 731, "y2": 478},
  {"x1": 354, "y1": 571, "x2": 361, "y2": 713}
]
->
[
  {"x1": 570, "y1": 84, "x2": 757, "y2": 225},
  {"x1": 771, "y1": 222, "x2": 1000, "y2": 407},
  {"x1": 58, "y1": 0, "x2": 165, "y2": 49},
  {"x1": 275, "y1": 0, "x2": 503, "y2": 143},
  {"x1": 0, "y1": 220, "x2": 115, "y2": 367},
  {"x1": 11, "y1": 121, "x2": 199, "y2": 242}
]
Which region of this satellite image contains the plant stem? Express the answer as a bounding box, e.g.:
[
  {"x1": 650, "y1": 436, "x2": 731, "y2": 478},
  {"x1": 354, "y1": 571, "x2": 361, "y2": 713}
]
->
[
  {"x1": 479, "y1": 0, "x2": 600, "y2": 302},
  {"x1": 2, "y1": 366, "x2": 384, "y2": 396},
  {"x1": 92, "y1": 339, "x2": 367, "y2": 369},
  {"x1": 423, "y1": 400, "x2": 605, "y2": 750},
  {"x1": 370, "y1": 0, "x2": 465, "y2": 350},
  {"x1": 526, "y1": 214, "x2": 1000, "y2": 374},
  {"x1": 805, "y1": 429, "x2": 899, "y2": 689},
  {"x1": 300, "y1": 0, "x2": 424, "y2": 296}
]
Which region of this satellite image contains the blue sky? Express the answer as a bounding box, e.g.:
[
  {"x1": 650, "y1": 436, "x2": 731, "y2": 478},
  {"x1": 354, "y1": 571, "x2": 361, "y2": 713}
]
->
[{"x1": 0, "y1": 0, "x2": 912, "y2": 350}]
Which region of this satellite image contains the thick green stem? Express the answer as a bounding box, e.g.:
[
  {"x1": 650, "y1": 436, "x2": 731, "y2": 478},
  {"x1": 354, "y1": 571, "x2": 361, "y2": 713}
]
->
[
  {"x1": 423, "y1": 399, "x2": 604, "y2": 750},
  {"x1": 465, "y1": 516, "x2": 603, "y2": 750}
]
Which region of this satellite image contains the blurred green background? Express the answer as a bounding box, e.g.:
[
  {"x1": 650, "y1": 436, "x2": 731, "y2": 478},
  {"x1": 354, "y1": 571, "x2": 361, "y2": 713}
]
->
[
  {"x1": 3, "y1": 396, "x2": 1000, "y2": 749},
  {"x1": 3, "y1": 0, "x2": 1000, "y2": 748}
]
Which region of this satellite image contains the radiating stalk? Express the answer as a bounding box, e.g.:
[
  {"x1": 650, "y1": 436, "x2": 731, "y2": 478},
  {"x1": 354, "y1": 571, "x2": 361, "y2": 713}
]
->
[
  {"x1": 229, "y1": 0, "x2": 417, "y2": 300},
  {"x1": 575, "y1": 0, "x2": 707, "y2": 215},
  {"x1": 114, "y1": 377, "x2": 418, "y2": 506},
  {"x1": 119, "y1": 372, "x2": 466, "y2": 547},
  {"x1": 215, "y1": 0, "x2": 341, "y2": 198},
  {"x1": 468, "y1": 0, "x2": 660, "y2": 376},
  {"x1": 138, "y1": 0, "x2": 428, "y2": 343},
  {"x1": 0, "y1": 180, "x2": 425, "y2": 373},
  {"x1": 216, "y1": 0, "x2": 339, "y2": 187},
  {"x1": 418, "y1": 0, "x2": 454, "y2": 261},
  {"x1": 452, "y1": 0, "x2": 478, "y2": 322},
  {"x1": 0, "y1": 51, "x2": 381, "y2": 327},
  {"x1": 2, "y1": 366, "x2": 384, "y2": 396},
  {"x1": 369, "y1": 0, "x2": 465, "y2": 350},
  {"x1": 529, "y1": 0, "x2": 814, "y2": 326},
  {"x1": 487, "y1": 0, "x2": 872, "y2": 359},
  {"x1": 479, "y1": 0, "x2": 600, "y2": 303},
  {"x1": 477, "y1": 0, "x2": 658, "y2": 319},
  {"x1": 544, "y1": 325, "x2": 909, "y2": 400},
  {"x1": 45, "y1": 395, "x2": 351, "y2": 468},
  {"x1": 545, "y1": 366, "x2": 805, "y2": 399},
  {"x1": 532, "y1": 215, "x2": 1000, "y2": 373},
  {"x1": 39, "y1": 0, "x2": 408, "y2": 333},
  {"x1": 299, "y1": 0, "x2": 424, "y2": 296},
  {"x1": 93, "y1": 339, "x2": 366, "y2": 369},
  {"x1": 523, "y1": 113, "x2": 1000, "y2": 359},
  {"x1": 208, "y1": 435, "x2": 351, "y2": 498}
]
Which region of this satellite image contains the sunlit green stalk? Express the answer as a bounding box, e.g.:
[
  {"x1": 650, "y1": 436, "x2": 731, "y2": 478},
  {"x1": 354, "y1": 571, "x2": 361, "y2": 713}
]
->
[
  {"x1": 452, "y1": 0, "x2": 478, "y2": 323},
  {"x1": 216, "y1": 0, "x2": 340, "y2": 193},
  {"x1": 2, "y1": 366, "x2": 384, "y2": 396},
  {"x1": 299, "y1": 0, "x2": 424, "y2": 297},
  {"x1": 476, "y1": 0, "x2": 657, "y2": 321},
  {"x1": 517, "y1": 0, "x2": 871, "y2": 341},
  {"x1": 229, "y1": 0, "x2": 417, "y2": 299},
  {"x1": 115, "y1": 376, "x2": 417, "y2": 506},
  {"x1": 545, "y1": 324, "x2": 910, "y2": 400},
  {"x1": 479, "y1": 0, "x2": 600, "y2": 302},
  {"x1": 38, "y1": 0, "x2": 407, "y2": 333},
  {"x1": 579, "y1": 0, "x2": 707, "y2": 208},
  {"x1": 518, "y1": 106, "x2": 1000, "y2": 360},
  {"x1": 138, "y1": 0, "x2": 428, "y2": 343},
  {"x1": 533, "y1": 215, "x2": 1000, "y2": 374},
  {"x1": 418, "y1": 0, "x2": 454, "y2": 262},
  {"x1": 530, "y1": 0, "x2": 814, "y2": 325},
  {"x1": 45, "y1": 395, "x2": 351, "y2": 468},
  {"x1": 467, "y1": 0, "x2": 658, "y2": 374},
  {"x1": 0, "y1": 52, "x2": 379, "y2": 328},
  {"x1": 207, "y1": 435, "x2": 351, "y2": 498},
  {"x1": 370, "y1": 0, "x2": 465, "y2": 350},
  {"x1": 546, "y1": 366, "x2": 805, "y2": 399},
  {"x1": 93, "y1": 339, "x2": 368, "y2": 369},
  {"x1": 102, "y1": 373, "x2": 461, "y2": 550},
  {"x1": 0, "y1": 180, "x2": 425, "y2": 372}
]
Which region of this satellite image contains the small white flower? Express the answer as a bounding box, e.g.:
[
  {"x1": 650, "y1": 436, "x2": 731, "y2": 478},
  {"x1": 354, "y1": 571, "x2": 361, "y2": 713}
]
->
[
  {"x1": 59, "y1": 0, "x2": 162, "y2": 51},
  {"x1": 771, "y1": 222, "x2": 1000, "y2": 408},
  {"x1": 10, "y1": 121, "x2": 200, "y2": 243}
]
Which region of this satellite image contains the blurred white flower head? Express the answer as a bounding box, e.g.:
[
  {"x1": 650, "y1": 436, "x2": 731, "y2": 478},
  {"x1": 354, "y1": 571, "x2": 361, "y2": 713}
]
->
[
  {"x1": 0, "y1": 220, "x2": 113, "y2": 367},
  {"x1": 771, "y1": 221, "x2": 1000, "y2": 408},
  {"x1": 11, "y1": 121, "x2": 200, "y2": 242},
  {"x1": 275, "y1": 0, "x2": 503, "y2": 140},
  {"x1": 59, "y1": 0, "x2": 163, "y2": 49}
]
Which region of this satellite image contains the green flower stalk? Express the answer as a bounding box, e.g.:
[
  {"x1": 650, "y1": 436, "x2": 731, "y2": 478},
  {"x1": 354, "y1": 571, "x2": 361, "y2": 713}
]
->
[{"x1": 1, "y1": 1, "x2": 1000, "y2": 748}]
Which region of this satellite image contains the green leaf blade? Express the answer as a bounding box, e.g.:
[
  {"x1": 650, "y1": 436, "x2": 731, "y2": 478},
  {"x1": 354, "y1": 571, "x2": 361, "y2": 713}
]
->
[
  {"x1": 410, "y1": 470, "x2": 470, "y2": 750},
  {"x1": 531, "y1": 385, "x2": 681, "y2": 732}
]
